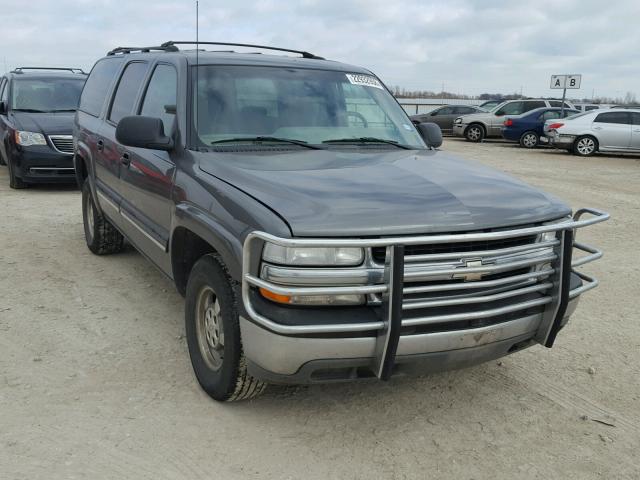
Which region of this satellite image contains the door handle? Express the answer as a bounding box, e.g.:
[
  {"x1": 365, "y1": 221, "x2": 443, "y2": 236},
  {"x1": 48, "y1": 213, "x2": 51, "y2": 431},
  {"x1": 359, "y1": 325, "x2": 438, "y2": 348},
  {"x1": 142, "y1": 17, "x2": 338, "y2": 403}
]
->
[
  {"x1": 96, "y1": 139, "x2": 104, "y2": 151},
  {"x1": 120, "y1": 152, "x2": 131, "y2": 166}
]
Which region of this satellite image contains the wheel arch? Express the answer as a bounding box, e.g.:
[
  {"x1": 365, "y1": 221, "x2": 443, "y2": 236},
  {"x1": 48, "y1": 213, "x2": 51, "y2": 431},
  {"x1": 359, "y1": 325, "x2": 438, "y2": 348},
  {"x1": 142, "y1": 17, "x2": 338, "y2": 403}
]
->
[{"x1": 171, "y1": 204, "x2": 243, "y2": 296}]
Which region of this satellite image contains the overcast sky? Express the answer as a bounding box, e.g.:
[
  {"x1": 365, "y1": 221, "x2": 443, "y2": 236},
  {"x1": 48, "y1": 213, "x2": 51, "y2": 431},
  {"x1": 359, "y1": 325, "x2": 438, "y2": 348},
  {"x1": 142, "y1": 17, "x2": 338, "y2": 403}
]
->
[{"x1": 1, "y1": 0, "x2": 637, "y2": 99}]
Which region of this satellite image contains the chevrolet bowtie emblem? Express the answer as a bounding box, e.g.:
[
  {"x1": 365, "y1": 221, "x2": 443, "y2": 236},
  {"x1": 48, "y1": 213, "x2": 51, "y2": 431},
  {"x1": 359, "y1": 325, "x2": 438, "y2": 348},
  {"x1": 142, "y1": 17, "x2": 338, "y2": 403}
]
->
[{"x1": 453, "y1": 259, "x2": 484, "y2": 282}]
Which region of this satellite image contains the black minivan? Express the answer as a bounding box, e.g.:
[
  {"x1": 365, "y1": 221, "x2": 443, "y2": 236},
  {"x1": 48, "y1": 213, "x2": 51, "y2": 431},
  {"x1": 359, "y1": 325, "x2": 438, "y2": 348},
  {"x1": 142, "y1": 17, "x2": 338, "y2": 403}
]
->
[{"x1": 0, "y1": 67, "x2": 86, "y2": 188}]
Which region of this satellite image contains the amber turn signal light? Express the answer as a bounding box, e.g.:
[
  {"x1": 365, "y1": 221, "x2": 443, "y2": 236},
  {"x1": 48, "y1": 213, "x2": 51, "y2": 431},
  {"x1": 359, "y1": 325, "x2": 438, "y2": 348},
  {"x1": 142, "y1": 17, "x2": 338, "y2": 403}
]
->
[{"x1": 259, "y1": 287, "x2": 292, "y2": 304}]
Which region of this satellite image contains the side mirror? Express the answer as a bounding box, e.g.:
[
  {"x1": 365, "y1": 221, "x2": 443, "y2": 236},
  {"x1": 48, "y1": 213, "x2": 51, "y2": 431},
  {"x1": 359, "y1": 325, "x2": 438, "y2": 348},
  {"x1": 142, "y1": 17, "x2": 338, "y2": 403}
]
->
[
  {"x1": 416, "y1": 122, "x2": 443, "y2": 149},
  {"x1": 115, "y1": 116, "x2": 173, "y2": 151},
  {"x1": 0, "y1": 101, "x2": 6, "y2": 115}
]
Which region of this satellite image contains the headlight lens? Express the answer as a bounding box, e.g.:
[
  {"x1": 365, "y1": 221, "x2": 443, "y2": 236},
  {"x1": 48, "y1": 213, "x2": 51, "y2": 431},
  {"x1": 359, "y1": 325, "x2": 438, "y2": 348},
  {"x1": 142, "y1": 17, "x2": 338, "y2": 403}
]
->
[
  {"x1": 15, "y1": 130, "x2": 47, "y2": 146},
  {"x1": 262, "y1": 244, "x2": 364, "y2": 266}
]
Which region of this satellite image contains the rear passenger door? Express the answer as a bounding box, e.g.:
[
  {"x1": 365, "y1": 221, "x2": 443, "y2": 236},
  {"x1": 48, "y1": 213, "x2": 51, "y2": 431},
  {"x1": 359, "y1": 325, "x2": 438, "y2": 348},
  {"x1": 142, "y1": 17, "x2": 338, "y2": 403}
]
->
[
  {"x1": 591, "y1": 111, "x2": 631, "y2": 149},
  {"x1": 118, "y1": 63, "x2": 178, "y2": 272},
  {"x1": 630, "y1": 113, "x2": 640, "y2": 150},
  {"x1": 428, "y1": 106, "x2": 455, "y2": 132}
]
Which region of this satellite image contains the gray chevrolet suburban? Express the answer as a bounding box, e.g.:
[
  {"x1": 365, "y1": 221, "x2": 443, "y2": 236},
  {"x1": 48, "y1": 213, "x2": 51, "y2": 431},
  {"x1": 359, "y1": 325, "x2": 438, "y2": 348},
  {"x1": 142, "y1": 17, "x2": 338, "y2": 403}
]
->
[{"x1": 73, "y1": 41, "x2": 608, "y2": 402}]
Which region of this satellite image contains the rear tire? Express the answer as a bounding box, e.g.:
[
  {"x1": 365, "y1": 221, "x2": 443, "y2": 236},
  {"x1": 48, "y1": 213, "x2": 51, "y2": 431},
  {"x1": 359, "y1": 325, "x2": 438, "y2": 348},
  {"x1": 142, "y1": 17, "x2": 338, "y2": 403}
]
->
[
  {"x1": 573, "y1": 135, "x2": 597, "y2": 156},
  {"x1": 519, "y1": 131, "x2": 539, "y2": 148},
  {"x1": 82, "y1": 181, "x2": 124, "y2": 254},
  {"x1": 185, "y1": 254, "x2": 266, "y2": 402},
  {"x1": 465, "y1": 124, "x2": 485, "y2": 142},
  {"x1": 7, "y1": 159, "x2": 27, "y2": 189}
]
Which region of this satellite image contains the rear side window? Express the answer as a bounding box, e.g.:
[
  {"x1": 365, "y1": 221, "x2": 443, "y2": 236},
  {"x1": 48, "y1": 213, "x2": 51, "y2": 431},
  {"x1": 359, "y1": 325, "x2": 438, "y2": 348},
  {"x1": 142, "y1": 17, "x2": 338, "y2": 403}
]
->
[
  {"x1": 523, "y1": 101, "x2": 546, "y2": 112},
  {"x1": 108, "y1": 62, "x2": 148, "y2": 124},
  {"x1": 594, "y1": 112, "x2": 631, "y2": 125},
  {"x1": 0, "y1": 78, "x2": 7, "y2": 104},
  {"x1": 80, "y1": 58, "x2": 123, "y2": 116},
  {"x1": 540, "y1": 110, "x2": 561, "y2": 121},
  {"x1": 498, "y1": 102, "x2": 523, "y2": 115},
  {"x1": 140, "y1": 64, "x2": 177, "y2": 134},
  {"x1": 455, "y1": 106, "x2": 476, "y2": 114},
  {"x1": 434, "y1": 107, "x2": 453, "y2": 115}
]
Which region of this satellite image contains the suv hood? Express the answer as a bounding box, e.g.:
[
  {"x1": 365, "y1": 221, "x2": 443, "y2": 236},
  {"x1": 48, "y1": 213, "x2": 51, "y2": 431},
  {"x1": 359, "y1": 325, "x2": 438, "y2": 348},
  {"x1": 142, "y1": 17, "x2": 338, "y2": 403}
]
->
[
  {"x1": 10, "y1": 111, "x2": 74, "y2": 135},
  {"x1": 198, "y1": 149, "x2": 570, "y2": 237}
]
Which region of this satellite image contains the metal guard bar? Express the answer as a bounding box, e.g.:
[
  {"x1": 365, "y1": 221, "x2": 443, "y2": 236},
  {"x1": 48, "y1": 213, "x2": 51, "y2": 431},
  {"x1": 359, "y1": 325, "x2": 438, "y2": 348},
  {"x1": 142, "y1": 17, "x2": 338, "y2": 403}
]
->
[{"x1": 241, "y1": 208, "x2": 609, "y2": 336}]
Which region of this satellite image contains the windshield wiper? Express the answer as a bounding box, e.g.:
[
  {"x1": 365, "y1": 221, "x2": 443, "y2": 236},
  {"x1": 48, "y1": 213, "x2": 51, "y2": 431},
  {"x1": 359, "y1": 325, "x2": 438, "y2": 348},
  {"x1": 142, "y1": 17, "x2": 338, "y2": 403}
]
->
[
  {"x1": 211, "y1": 136, "x2": 324, "y2": 150},
  {"x1": 12, "y1": 108, "x2": 48, "y2": 113},
  {"x1": 322, "y1": 137, "x2": 412, "y2": 149}
]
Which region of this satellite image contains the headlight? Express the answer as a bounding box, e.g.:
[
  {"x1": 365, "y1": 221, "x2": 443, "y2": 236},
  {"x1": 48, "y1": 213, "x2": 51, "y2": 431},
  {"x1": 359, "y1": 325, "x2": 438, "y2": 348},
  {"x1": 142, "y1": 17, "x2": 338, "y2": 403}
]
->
[
  {"x1": 541, "y1": 231, "x2": 557, "y2": 242},
  {"x1": 15, "y1": 131, "x2": 47, "y2": 146},
  {"x1": 262, "y1": 244, "x2": 364, "y2": 266},
  {"x1": 454, "y1": 118, "x2": 463, "y2": 124}
]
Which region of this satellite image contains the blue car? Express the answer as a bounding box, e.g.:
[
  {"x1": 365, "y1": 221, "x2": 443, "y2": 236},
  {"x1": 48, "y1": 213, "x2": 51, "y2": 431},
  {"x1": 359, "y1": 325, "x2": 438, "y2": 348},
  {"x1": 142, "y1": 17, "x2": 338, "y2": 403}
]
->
[{"x1": 501, "y1": 107, "x2": 579, "y2": 148}]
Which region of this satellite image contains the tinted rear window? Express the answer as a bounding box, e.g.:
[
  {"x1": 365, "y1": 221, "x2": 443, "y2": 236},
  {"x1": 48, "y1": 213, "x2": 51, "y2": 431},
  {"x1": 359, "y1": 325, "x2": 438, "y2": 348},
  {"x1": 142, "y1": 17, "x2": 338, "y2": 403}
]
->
[
  {"x1": 79, "y1": 58, "x2": 124, "y2": 117},
  {"x1": 594, "y1": 112, "x2": 631, "y2": 124}
]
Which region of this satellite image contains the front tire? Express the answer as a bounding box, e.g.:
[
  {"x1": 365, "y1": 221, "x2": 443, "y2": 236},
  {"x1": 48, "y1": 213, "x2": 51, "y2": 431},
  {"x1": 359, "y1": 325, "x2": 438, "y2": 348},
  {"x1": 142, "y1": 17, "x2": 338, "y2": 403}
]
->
[
  {"x1": 573, "y1": 135, "x2": 597, "y2": 156},
  {"x1": 465, "y1": 124, "x2": 485, "y2": 142},
  {"x1": 185, "y1": 254, "x2": 266, "y2": 402},
  {"x1": 519, "y1": 131, "x2": 539, "y2": 148},
  {"x1": 7, "y1": 159, "x2": 27, "y2": 189},
  {"x1": 82, "y1": 181, "x2": 124, "y2": 254}
]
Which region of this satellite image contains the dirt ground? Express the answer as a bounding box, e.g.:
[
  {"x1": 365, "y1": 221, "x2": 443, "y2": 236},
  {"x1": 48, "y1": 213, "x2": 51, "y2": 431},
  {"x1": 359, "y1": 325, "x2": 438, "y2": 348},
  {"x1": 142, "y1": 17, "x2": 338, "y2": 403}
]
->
[{"x1": 1, "y1": 138, "x2": 639, "y2": 480}]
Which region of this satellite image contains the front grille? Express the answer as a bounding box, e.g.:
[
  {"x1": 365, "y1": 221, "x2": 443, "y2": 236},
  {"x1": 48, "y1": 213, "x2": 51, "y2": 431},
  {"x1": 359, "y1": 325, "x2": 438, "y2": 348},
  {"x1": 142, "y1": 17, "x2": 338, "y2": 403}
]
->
[
  {"x1": 391, "y1": 230, "x2": 556, "y2": 332},
  {"x1": 372, "y1": 235, "x2": 538, "y2": 263},
  {"x1": 49, "y1": 135, "x2": 73, "y2": 154}
]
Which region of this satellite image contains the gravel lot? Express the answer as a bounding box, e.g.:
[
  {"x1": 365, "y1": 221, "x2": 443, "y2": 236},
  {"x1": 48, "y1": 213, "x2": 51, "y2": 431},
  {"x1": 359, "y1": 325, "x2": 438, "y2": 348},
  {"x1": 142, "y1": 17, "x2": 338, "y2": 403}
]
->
[{"x1": 1, "y1": 139, "x2": 639, "y2": 479}]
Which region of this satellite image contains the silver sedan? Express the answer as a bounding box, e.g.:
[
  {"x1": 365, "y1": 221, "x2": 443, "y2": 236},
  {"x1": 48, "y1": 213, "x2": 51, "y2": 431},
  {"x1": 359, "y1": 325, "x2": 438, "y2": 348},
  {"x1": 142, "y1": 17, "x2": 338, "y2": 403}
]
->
[{"x1": 544, "y1": 108, "x2": 640, "y2": 156}]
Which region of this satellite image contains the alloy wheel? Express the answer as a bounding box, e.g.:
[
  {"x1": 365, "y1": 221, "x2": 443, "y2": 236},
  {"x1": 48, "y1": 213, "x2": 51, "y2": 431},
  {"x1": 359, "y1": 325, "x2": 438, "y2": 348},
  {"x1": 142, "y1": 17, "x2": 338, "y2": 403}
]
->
[{"x1": 195, "y1": 286, "x2": 225, "y2": 371}]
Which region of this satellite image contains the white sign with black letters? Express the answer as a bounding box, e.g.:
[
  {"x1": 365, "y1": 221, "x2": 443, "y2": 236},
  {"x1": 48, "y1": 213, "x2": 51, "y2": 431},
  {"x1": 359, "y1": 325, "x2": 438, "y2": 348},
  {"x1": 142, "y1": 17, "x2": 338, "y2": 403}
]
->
[{"x1": 550, "y1": 74, "x2": 582, "y2": 89}]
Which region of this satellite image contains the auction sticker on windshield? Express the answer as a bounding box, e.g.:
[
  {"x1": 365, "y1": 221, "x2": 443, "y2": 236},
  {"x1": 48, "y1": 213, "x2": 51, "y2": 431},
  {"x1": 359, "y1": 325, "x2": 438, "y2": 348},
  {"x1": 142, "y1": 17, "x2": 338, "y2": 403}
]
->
[{"x1": 346, "y1": 73, "x2": 384, "y2": 90}]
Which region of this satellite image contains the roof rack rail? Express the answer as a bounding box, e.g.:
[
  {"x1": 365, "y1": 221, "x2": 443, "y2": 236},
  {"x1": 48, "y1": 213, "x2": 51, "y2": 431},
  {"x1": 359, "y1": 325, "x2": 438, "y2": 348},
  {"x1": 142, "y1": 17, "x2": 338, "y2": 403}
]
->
[
  {"x1": 160, "y1": 41, "x2": 325, "y2": 60},
  {"x1": 12, "y1": 67, "x2": 86, "y2": 74},
  {"x1": 107, "y1": 45, "x2": 179, "y2": 56}
]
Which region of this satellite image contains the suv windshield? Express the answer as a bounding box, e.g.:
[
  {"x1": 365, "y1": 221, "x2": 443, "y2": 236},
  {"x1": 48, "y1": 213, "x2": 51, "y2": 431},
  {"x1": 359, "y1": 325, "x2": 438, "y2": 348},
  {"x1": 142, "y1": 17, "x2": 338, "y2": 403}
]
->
[
  {"x1": 192, "y1": 65, "x2": 425, "y2": 149},
  {"x1": 11, "y1": 77, "x2": 86, "y2": 112}
]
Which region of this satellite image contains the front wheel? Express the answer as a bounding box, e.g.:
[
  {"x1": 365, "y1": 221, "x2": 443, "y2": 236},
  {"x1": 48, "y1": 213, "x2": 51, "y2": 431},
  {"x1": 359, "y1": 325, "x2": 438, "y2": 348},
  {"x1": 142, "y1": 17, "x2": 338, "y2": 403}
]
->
[
  {"x1": 185, "y1": 254, "x2": 266, "y2": 402},
  {"x1": 573, "y1": 135, "x2": 598, "y2": 156},
  {"x1": 7, "y1": 159, "x2": 27, "y2": 189},
  {"x1": 465, "y1": 124, "x2": 484, "y2": 142},
  {"x1": 519, "y1": 131, "x2": 539, "y2": 148}
]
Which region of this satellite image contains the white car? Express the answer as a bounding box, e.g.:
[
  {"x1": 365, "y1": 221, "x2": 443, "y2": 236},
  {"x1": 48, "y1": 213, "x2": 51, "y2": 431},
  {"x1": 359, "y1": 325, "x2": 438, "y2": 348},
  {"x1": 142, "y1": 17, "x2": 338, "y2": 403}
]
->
[{"x1": 544, "y1": 108, "x2": 640, "y2": 156}]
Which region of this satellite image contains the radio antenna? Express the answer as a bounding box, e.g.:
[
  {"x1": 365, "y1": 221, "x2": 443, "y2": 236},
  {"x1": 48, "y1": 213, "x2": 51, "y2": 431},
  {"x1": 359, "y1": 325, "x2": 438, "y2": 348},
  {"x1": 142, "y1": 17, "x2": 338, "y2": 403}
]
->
[{"x1": 195, "y1": 0, "x2": 199, "y2": 135}]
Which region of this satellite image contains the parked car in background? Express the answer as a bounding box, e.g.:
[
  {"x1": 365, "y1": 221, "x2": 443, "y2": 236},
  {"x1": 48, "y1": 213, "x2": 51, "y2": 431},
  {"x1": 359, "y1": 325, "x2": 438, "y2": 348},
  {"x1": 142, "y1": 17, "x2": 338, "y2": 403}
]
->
[
  {"x1": 501, "y1": 107, "x2": 579, "y2": 148},
  {"x1": 410, "y1": 104, "x2": 484, "y2": 134},
  {"x1": 478, "y1": 99, "x2": 502, "y2": 110},
  {"x1": 545, "y1": 108, "x2": 640, "y2": 156},
  {"x1": 573, "y1": 103, "x2": 606, "y2": 112},
  {"x1": 0, "y1": 67, "x2": 86, "y2": 188},
  {"x1": 74, "y1": 41, "x2": 607, "y2": 402},
  {"x1": 453, "y1": 99, "x2": 575, "y2": 142}
]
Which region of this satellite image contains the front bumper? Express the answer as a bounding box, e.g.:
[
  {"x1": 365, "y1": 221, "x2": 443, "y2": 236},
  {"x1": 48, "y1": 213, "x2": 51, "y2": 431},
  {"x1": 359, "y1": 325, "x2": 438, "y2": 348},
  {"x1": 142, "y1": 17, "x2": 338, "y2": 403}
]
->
[
  {"x1": 452, "y1": 123, "x2": 466, "y2": 137},
  {"x1": 11, "y1": 144, "x2": 75, "y2": 183},
  {"x1": 241, "y1": 209, "x2": 609, "y2": 383}
]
